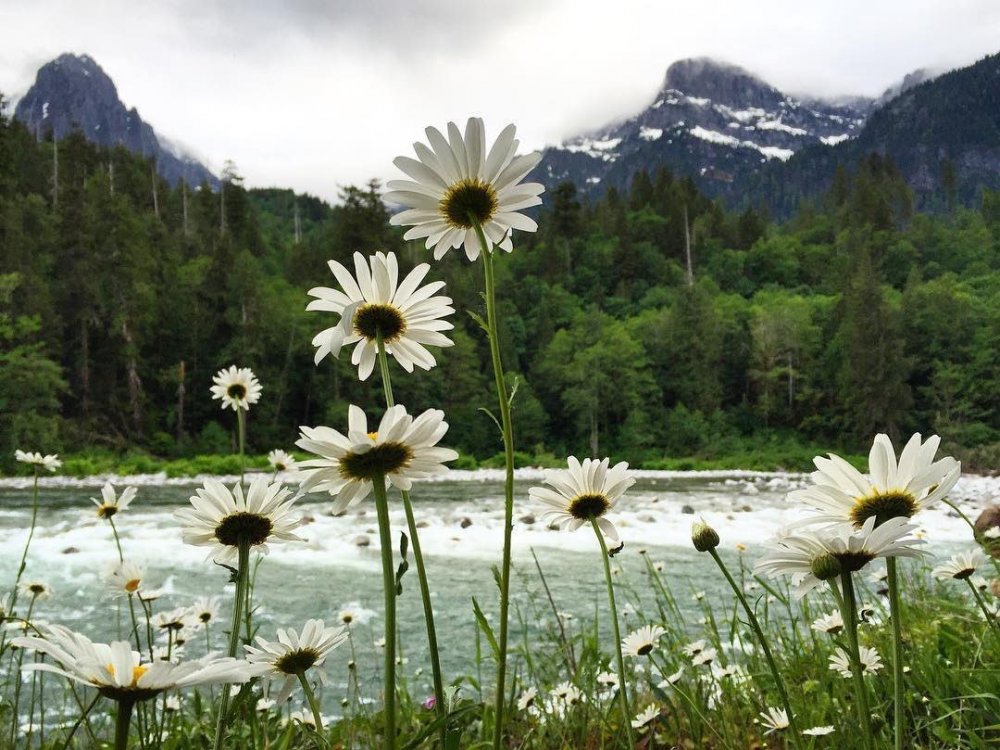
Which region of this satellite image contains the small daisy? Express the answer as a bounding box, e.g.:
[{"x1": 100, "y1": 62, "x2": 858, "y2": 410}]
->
[
  {"x1": 267, "y1": 450, "x2": 297, "y2": 474},
  {"x1": 803, "y1": 726, "x2": 835, "y2": 736},
  {"x1": 657, "y1": 667, "x2": 685, "y2": 688},
  {"x1": 256, "y1": 697, "x2": 276, "y2": 712},
  {"x1": 175, "y1": 477, "x2": 303, "y2": 563},
  {"x1": 155, "y1": 607, "x2": 198, "y2": 636},
  {"x1": 682, "y1": 639, "x2": 708, "y2": 657},
  {"x1": 191, "y1": 596, "x2": 221, "y2": 624},
  {"x1": 306, "y1": 251, "x2": 455, "y2": 379},
  {"x1": 209, "y1": 365, "x2": 262, "y2": 412},
  {"x1": 164, "y1": 695, "x2": 181, "y2": 712},
  {"x1": 632, "y1": 704, "x2": 659, "y2": 729},
  {"x1": 19, "y1": 581, "x2": 53, "y2": 600},
  {"x1": 791, "y1": 433, "x2": 960, "y2": 528},
  {"x1": 91, "y1": 483, "x2": 137, "y2": 519},
  {"x1": 596, "y1": 671, "x2": 619, "y2": 689},
  {"x1": 932, "y1": 548, "x2": 986, "y2": 581},
  {"x1": 286, "y1": 709, "x2": 316, "y2": 728},
  {"x1": 811, "y1": 611, "x2": 844, "y2": 635},
  {"x1": 754, "y1": 516, "x2": 924, "y2": 598},
  {"x1": 296, "y1": 405, "x2": 458, "y2": 513},
  {"x1": 516, "y1": 686, "x2": 538, "y2": 711},
  {"x1": 385, "y1": 117, "x2": 544, "y2": 261},
  {"x1": 14, "y1": 450, "x2": 61, "y2": 472},
  {"x1": 692, "y1": 647, "x2": 718, "y2": 667},
  {"x1": 244, "y1": 619, "x2": 348, "y2": 703},
  {"x1": 621, "y1": 624, "x2": 666, "y2": 658},
  {"x1": 759, "y1": 707, "x2": 789, "y2": 734},
  {"x1": 984, "y1": 527, "x2": 1000, "y2": 539},
  {"x1": 338, "y1": 608, "x2": 358, "y2": 626},
  {"x1": 529, "y1": 456, "x2": 635, "y2": 545},
  {"x1": 828, "y1": 646, "x2": 883, "y2": 678},
  {"x1": 104, "y1": 560, "x2": 145, "y2": 598},
  {"x1": 550, "y1": 681, "x2": 582, "y2": 707}
]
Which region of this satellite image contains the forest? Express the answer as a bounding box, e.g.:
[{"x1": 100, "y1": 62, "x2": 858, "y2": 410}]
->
[{"x1": 2, "y1": 99, "x2": 999, "y2": 472}]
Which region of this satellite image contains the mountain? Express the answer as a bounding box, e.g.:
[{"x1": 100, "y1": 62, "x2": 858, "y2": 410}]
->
[
  {"x1": 13, "y1": 53, "x2": 216, "y2": 188},
  {"x1": 538, "y1": 58, "x2": 872, "y2": 201}
]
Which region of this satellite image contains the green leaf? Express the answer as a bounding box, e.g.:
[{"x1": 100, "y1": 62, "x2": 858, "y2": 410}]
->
[
  {"x1": 395, "y1": 531, "x2": 410, "y2": 595},
  {"x1": 471, "y1": 597, "x2": 500, "y2": 661}
]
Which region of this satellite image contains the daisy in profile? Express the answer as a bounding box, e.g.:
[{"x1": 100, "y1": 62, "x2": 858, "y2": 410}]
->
[
  {"x1": 296, "y1": 405, "x2": 458, "y2": 512},
  {"x1": 691, "y1": 648, "x2": 718, "y2": 667},
  {"x1": 385, "y1": 117, "x2": 544, "y2": 261},
  {"x1": 753, "y1": 516, "x2": 924, "y2": 598},
  {"x1": 19, "y1": 581, "x2": 53, "y2": 600},
  {"x1": 306, "y1": 251, "x2": 454, "y2": 379},
  {"x1": 267, "y1": 450, "x2": 297, "y2": 474},
  {"x1": 632, "y1": 705, "x2": 659, "y2": 729},
  {"x1": 596, "y1": 671, "x2": 619, "y2": 690},
  {"x1": 621, "y1": 625, "x2": 666, "y2": 658},
  {"x1": 175, "y1": 477, "x2": 302, "y2": 563},
  {"x1": 803, "y1": 726, "x2": 835, "y2": 736},
  {"x1": 811, "y1": 611, "x2": 844, "y2": 635},
  {"x1": 92, "y1": 483, "x2": 137, "y2": 519},
  {"x1": 791, "y1": 433, "x2": 960, "y2": 528},
  {"x1": 244, "y1": 619, "x2": 348, "y2": 704},
  {"x1": 104, "y1": 560, "x2": 145, "y2": 598},
  {"x1": 15, "y1": 450, "x2": 61, "y2": 472},
  {"x1": 528, "y1": 457, "x2": 635, "y2": 545},
  {"x1": 516, "y1": 686, "x2": 538, "y2": 712},
  {"x1": 192, "y1": 596, "x2": 221, "y2": 625},
  {"x1": 759, "y1": 707, "x2": 790, "y2": 734},
  {"x1": 932, "y1": 548, "x2": 986, "y2": 581},
  {"x1": 682, "y1": 639, "x2": 708, "y2": 657},
  {"x1": 829, "y1": 646, "x2": 883, "y2": 678},
  {"x1": 550, "y1": 681, "x2": 582, "y2": 708},
  {"x1": 210, "y1": 366, "x2": 262, "y2": 412}
]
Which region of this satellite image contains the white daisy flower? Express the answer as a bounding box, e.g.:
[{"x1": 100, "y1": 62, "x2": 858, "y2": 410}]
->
[
  {"x1": 682, "y1": 639, "x2": 708, "y2": 657},
  {"x1": 385, "y1": 117, "x2": 544, "y2": 261},
  {"x1": 192, "y1": 596, "x2": 222, "y2": 624},
  {"x1": 759, "y1": 706, "x2": 789, "y2": 734},
  {"x1": 14, "y1": 450, "x2": 61, "y2": 472},
  {"x1": 209, "y1": 365, "x2": 262, "y2": 412},
  {"x1": 267, "y1": 450, "x2": 297, "y2": 474},
  {"x1": 306, "y1": 251, "x2": 454, "y2": 379},
  {"x1": 285, "y1": 709, "x2": 316, "y2": 728},
  {"x1": 19, "y1": 581, "x2": 53, "y2": 600},
  {"x1": 791, "y1": 433, "x2": 960, "y2": 528},
  {"x1": 984, "y1": 527, "x2": 1000, "y2": 539},
  {"x1": 155, "y1": 607, "x2": 201, "y2": 643},
  {"x1": 621, "y1": 624, "x2": 666, "y2": 658},
  {"x1": 754, "y1": 516, "x2": 924, "y2": 598},
  {"x1": 244, "y1": 619, "x2": 348, "y2": 703},
  {"x1": 528, "y1": 456, "x2": 635, "y2": 545},
  {"x1": 164, "y1": 695, "x2": 181, "y2": 711},
  {"x1": 296, "y1": 404, "x2": 458, "y2": 513},
  {"x1": 256, "y1": 697, "x2": 276, "y2": 712},
  {"x1": 550, "y1": 681, "x2": 582, "y2": 707},
  {"x1": 596, "y1": 671, "x2": 619, "y2": 689},
  {"x1": 12, "y1": 624, "x2": 260, "y2": 702},
  {"x1": 803, "y1": 725, "x2": 835, "y2": 736},
  {"x1": 692, "y1": 647, "x2": 718, "y2": 667},
  {"x1": 104, "y1": 560, "x2": 145, "y2": 598},
  {"x1": 175, "y1": 477, "x2": 303, "y2": 563},
  {"x1": 932, "y1": 548, "x2": 986, "y2": 581},
  {"x1": 658, "y1": 667, "x2": 684, "y2": 688},
  {"x1": 152, "y1": 644, "x2": 183, "y2": 663},
  {"x1": 516, "y1": 686, "x2": 538, "y2": 711},
  {"x1": 811, "y1": 611, "x2": 844, "y2": 635},
  {"x1": 713, "y1": 663, "x2": 750, "y2": 684},
  {"x1": 91, "y1": 483, "x2": 137, "y2": 519},
  {"x1": 828, "y1": 646, "x2": 883, "y2": 678},
  {"x1": 632, "y1": 704, "x2": 659, "y2": 729}
]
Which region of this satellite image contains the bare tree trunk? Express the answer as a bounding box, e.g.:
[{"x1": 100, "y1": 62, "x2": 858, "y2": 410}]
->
[
  {"x1": 108, "y1": 161, "x2": 115, "y2": 196},
  {"x1": 182, "y1": 181, "x2": 190, "y2": 236},
  {"x1": 122, "y1": 320, "x2": 144, "y2": 435},
  {"x1": 51, "y1": 140, "x2": 59, "y2": 209},
  {"x1": 219, "y1": 181, "x2": 226, "y2": 235},
  {"x1": 79, "y1": 319, "x2": 90, "y2": 418},
  {"x1": 176, "y1": 361, "x2": 186, "y2": 444},
  {"x1": 787, "y1": 351, "x2": 794, "y2": 409},
  {"x1": 589, "y1": 405, "x2": 599, "y2": 458},
  {"x1": 272, "y1": 328, "x2": 296, "y2": 426},
  {"x1": 151, "y1": 166, "x2": 160, "y2": 219},
  {"x1": 683, "y1": 204, "x2": 694, "y2": 286},
  {"x1": 293, "y1": 201, "x2": 302, "y2": 244}
]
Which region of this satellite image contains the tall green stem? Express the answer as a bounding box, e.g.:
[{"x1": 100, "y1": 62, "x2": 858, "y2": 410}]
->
[
  {"x1": 372, "y1": 474, "x2": 397, "y2": 750},
  {"x1": 837, "y1": 573, "x2": 874, "y2": 750},
  {"x1": 212, "y1": 540, "x2": 250, "y2": 750},
  {"x1": 237, "y1": 407, "x2": 246, "y2": 487},
  {"x1": 10, "y1": 471, "x2": 40, "y2": 614},
  {"x1": 375, "y1": 336, "x2": 447, "y2": 746},
  {"x1": 297, "y1": 672, "x2": 324, "y2": 732},
  {"x1": 114, "y1": 699, "x2": 134, "y2": 750},
  {"x1": 965, "y1": 578, "x2": 999, "y2": 630},
  {"x1": 708, "y1": 548, "x2": 804, "y2": 750},
  {"x1": 472, "y1": 223, "x2": 516, "y2": 750},
  {"x1": 886, "y1": 558, "x2": 905, "y2": 750},
  {"x1": 591, "y1": 520, "x2": 635, "y2": 749}
]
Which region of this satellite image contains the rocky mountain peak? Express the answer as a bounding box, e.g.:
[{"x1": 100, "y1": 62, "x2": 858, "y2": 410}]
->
[{"x1": 660, "y1": 58, "x2": 784, "y2": 109}]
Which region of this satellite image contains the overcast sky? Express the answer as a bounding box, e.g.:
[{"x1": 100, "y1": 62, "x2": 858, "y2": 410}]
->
[{"x1": 1, "y1": 0, "x2": 998, "y2": 202}]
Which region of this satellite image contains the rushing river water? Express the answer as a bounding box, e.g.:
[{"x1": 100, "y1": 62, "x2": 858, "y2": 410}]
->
[{"x1": 0, "y1": 469, "x2": 993, "y2": 713}]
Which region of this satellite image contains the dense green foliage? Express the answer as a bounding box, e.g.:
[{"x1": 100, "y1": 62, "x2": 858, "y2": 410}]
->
[{"x1": 3, "y1": 101, "x2": 1000, "y2": 473}]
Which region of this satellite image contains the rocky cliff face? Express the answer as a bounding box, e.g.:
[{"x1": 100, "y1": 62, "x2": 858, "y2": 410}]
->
[{"x1": 14, "y1": 53, "x2": 217, "y2": 188}]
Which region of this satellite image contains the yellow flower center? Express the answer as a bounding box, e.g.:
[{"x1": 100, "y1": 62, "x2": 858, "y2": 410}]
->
[
  {"x1": 125, "y1": 578, "x2": 141, "y2": 593},
  {"x1": 440, "y1": 178, "x2": 499, "y2": 229},
  {"x1": 339, "y1": 443, "x2": 414, "y2": 481},
  {"x1": 850, "y1": 490, "x2": 917, "y2": 528}
]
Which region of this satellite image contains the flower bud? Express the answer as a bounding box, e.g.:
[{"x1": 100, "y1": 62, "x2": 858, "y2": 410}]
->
[
  {"x1": 810, "y1": 553, "x2": 842, "y2": 581},
  {"x1": 692, "y1": 519, "x2": 720, "y2": 552}
]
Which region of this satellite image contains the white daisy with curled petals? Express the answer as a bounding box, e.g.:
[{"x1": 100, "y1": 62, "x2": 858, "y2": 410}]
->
[
  {"x1": 528, "y1": 456, "x2": 635, "y2": 545},
  {"x1": 516, "y1": 686, "x2": 538, "y2": 712},
  {"x1": 92, "y1": 483, "x2": 137, "y2": 519},
  {"x1": 385, "y1": 117, "x2": 544, "y2": 261},
  {"x1": 244, "y1": 619, "x2": 348, "y2": 704},
  {"x1": 759, "y1": 707, "x2": 789, "y2": 734},
  {"x1": 791, "y1": 433, "x2": 960, "y2": 528},
  {"x1": 932, "y1": 548, "x2": 986, "y2": 581},
  {"x1": 632, "y1": 704, "x2": 659, "y2": 729},
  {"x1": 811, "y1": 610, "x2": 844, "y2": 635},
  {"x1": 209, "y1": 365, "x2": 262, "y2": 412},
  {"x1": 803, "y1": 726, "x2": 835, "y2": 736},
  {"x1": 15, "y1": 450, "x2": 61, "y2": 472},
  {"x1": 296, "y1": 405, "x2": 458, "y2": 513},
  {"x1": 174, "y1": 477, "x2": 303, "y2": 563},
  {"x1": 621, "y1": 624, "x2": 666, "y2": 658},
  {"x1": 754, "y1": 516, "x2": 924, "y2": 598},
  {"x1": 306, "y1": 251, "x2": 454, "y2": 379},
  {"x1": 829, "y1": 646, "x2": 883, "y2": 678}
]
